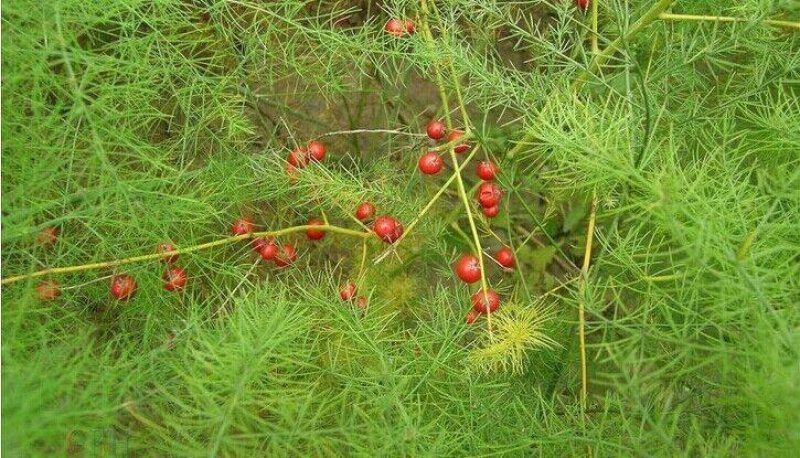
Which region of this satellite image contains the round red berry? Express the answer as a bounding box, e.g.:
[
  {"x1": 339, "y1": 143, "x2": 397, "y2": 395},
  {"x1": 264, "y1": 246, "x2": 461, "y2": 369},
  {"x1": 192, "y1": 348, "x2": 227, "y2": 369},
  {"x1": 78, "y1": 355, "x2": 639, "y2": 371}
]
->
[
  {"x1": 355, "y1": 202, "x2": 376, "y2": 222},
  {"x1": 447, "y1": 130, "x2": 470, "y2": 154},
  {"x1": 384, "y1": 19, "x2": 404, "y2": 37},
  {"x1": 156, "y1": 242, "x2": 179, "y2": 263},
  {"x1": 356, "y1": 296, "x2": 368, "y2": 310},
  {"x1": 258, "y1": 238, "x2": 278, "y2": 261},
  {"x1": 418, "y1": 152, "x2": 444, "y2": 175},
  {"x1": 455, "y1": 253, "x2": 482, "y2": 284},
  {"x1": 576, "y1": 0, "x2": 589, "y2": 11},
  {"x1": 404, "y1": 19, "x2": 416, "y2": 34},
  {"x1": 287, "y1": 148, "x2": 308, "y2": 168},
  {"x1": 163, "y1": 267, "x2": 188, "y2": 292},
  {"x1": 471, "y1": 289, "x2": 500, "y2": 314},
  {"x1": 426, "y1": 120, "x2": 446, "y2": 141},
  {"x1": 476, "y1": 160, "x2": 499, "y2": 181},
  {"x1": 231, "y1": 218, "x2": 254, "y2": 236},
  {"x1": 274, "y1": 243, "x2": 297, "y2": 268},
  {"x1": 307, "y1": 140, "x2": 326, "y2": 162},
  {"x1": 340, "y1": 282, "x2": 357, "y2": 301},
  {"x1": 495, "y1": 246, "x2": 515, "y2": 269},
  {"x1": 306, "y1": 218, "x2": 326, "y2": 241},
  {"x1": 373, "y1": 215, "x2": 400, "y2": 243},
  {"x1": 36, "y1": 280, "x2": 61, "y2": 301},
  {"x1": 110, "y1": 274, "x2": 137, "y2": 301},
  {"x1": 477, "y1": 182, "x2": 502, "y2": 208},
  {"x1": 37, "y1": 226, "x2": 58, "y2": 246},
  {"x1": 465, "y1": 309, "x2": 479, "y2": 325},
  {"x1": 482, "y1": 205, "x2": 500, "y2": 218}
]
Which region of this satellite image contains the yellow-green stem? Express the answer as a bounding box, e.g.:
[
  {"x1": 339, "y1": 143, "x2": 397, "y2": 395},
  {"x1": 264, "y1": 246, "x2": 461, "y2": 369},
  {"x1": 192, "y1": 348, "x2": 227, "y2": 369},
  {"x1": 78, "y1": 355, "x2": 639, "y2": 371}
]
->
[
  {"x1": 591, "y1": 0, "x2": 599, "y2": 53},
  {"x1": 1, "y1": 224, "x2": 369, "y2": 285},
  {"x1": 422, "y1": 0, "x2": 493, "y2": 333},
  {"x1": 373, "y1": 144, "x2": 482, "y2": 263},
  {"x1": 658, "y1": 12, "x2": 800, "y2": 30},
  {"x1": 578, "y1": 193, "x2": 598, "y2": 411}
]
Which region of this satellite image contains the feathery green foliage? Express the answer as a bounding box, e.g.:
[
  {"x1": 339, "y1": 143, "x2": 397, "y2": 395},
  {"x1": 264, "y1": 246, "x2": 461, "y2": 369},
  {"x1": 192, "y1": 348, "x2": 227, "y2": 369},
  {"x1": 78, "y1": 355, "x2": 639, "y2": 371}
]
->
[{"x1": 2, "y1": 0, "x2": 799, "y2": 456}]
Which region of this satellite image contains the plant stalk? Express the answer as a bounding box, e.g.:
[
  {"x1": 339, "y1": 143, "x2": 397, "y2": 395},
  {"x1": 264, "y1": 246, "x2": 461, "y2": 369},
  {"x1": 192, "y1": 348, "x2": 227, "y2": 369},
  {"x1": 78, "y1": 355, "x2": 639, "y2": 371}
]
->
[{"x1": 1, "y1": 224, "x2": 369, "y2": 285}]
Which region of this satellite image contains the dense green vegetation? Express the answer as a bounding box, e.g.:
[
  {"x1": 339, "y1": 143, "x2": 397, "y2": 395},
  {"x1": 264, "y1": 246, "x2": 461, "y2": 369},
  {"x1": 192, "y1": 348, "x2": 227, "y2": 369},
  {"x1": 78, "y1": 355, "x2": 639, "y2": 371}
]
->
[{"x1": 2, "y1": 0, "x2": 798, "y2": 456}]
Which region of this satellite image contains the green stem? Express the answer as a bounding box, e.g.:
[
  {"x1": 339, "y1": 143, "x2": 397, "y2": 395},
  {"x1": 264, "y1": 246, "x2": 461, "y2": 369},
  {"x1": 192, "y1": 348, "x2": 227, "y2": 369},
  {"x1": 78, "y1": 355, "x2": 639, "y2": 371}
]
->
[
  {"x1": 658, "y1": 12, "x2": 800, "y2": 30},
  {"x1": 423, "y1": 0, "x2": 493, "y2": 333},
  {"x1": 1, "y1": 224, "x2": 369, "y2": 285},
  {"x1": 373, "y1": 145, "x2": 481, "y2": 263},
  {"x1": 591, "y1": 0, "x2": 600, "y2": 53}
]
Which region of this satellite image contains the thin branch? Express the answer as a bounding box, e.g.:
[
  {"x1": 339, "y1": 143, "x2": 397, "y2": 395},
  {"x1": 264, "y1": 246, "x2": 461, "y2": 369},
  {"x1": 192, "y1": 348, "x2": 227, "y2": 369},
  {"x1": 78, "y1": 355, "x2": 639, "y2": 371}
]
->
[
  {"x1": 1, "y1": 225, "x2": 370, "y2": 285},
  {"x1": 591, "y1": 0, "x2": 600, "y2": 54},
  {"x1": 658, "y1": 12, "x2": 800, "y2": 31},
  {"x1": 373, "y1": 141, "x2": 481, "y2": 264},
  {"x1": 578, "y1": 193, "x2": 598, "y2": 411},
  {"x1": 316, "y1": 128, "x2": 427, "y2": 138}
]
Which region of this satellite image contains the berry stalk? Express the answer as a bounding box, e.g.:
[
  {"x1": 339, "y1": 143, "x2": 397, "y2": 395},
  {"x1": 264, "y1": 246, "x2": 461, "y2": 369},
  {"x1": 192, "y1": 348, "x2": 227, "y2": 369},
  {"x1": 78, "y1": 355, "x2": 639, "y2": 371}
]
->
[
  {"x1": 373, "y1": 144, "x2": 481, "y2": 263},
  {"x1": 578, "y1": 193, "x2": 598, "y2": 411},
  {"x1": 420, "y1": 0, "x2": 493, "y2": 333},
  {"x1": 658, "y1": 13, "x2": 800, "y2": 30},
  {"x1": 591, "y1": 0, "x2": 599, "y2": 53},
  {"x1": 1, "y1": 224, "x2": 369, "y2": 285}
]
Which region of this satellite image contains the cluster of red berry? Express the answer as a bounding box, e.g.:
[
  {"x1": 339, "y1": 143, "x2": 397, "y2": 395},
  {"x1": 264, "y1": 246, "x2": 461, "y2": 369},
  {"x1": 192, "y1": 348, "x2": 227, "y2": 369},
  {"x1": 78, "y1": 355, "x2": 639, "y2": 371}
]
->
[
  {"x1": 419, "y1": 120, "x2": 503, "y2": 218},
  {"x1": 419, "y1": 119, "x2": 516, "y2": 323},
  {"x1": 28, "y1": 117, "x2": 514, "y2": 328},
  {"x1": 418, "y1": 121, "x2": 471, "y2": 175},
  {"x1": 384, "y1": 18, "x2": 416, "y2": 37},
  {"x1": 286, "y1": 140, "x2": 326, "y2": 178}
]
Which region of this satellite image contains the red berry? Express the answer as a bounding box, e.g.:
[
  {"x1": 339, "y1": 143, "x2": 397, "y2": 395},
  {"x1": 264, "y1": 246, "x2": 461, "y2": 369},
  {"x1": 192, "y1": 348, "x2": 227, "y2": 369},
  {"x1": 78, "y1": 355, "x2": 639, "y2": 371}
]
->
[
  {"x1": 110, "y1": 274, "x2": 137, "y2": 301},
  {"x1": 475, "y1": 160, "x2": 499, "y2": 181},
  {"x1": 356, "y1": 296, "x2": 368, "y2": 310},
  {"x1": 447, "y1": 130, "x2": 470, "y2": 154},
  {"x1": 340, "y1": 282, "x2": 357, "y2": 301},
  {"x1": 576, "y1": 0, "x2": 589, "y2": 11},
  {"x1": 307, "y1": 140, "x2": 326, "y2": 162},
  {"x1": 36, "y1": 280, "x2": 61, "y2": 301},
  {"x1": 454, "y1": 253, "x2": 482, "y2": 284},
  {"x1": 373, "y1": 215, "x2": 400, "y2": 243},
  {"x1": 287, "y1": 148, "x2": 308, "y2": 168},
  {"x1": 163, "y1": 267, "x2": 188, "y2": 292},
  {"x1": 306, "y1": 218, "x2": 326, "y2": 241},
  {"x1": 426, "y1": 120, "x2": 446, "y2": 141},
  {"x1": 482, "y1": 205, "x2": 500, "y2": 218},
  {"x1": 471, "y1": 289, "x2": 500, "y2": 314},
  {"x1": 156, "y1": 242, "x2": 179, "y2": 263},
  {"x1": 495, "y1": 246, "x2": 515, "y2": 269},
  {"x1": 465, "y1": 309, "x2": 479, "y2": 325},
  {"x1": 258, "y1": 238, "x2": 278, "y2": 261},
  {"x1": 274, "y1": 243, "x2": 297, "y2": 268},
  {"x1": 384, "y1": 18, "x2": 404, "y2": 37},
  {"x1": 404, "y1": 19, "x2": 416, "y2": 34},
  {"x1": 355, "y1": 202, "x2": 376, "y2": 222},
  {"x1": 231, "y1": 218, "x2": 254, "y2": 236},
  {"x1": 38, "y1": 226, "x2": 58, "y2": 246},
  {"x1": 477, "y1": 182, "x2": 502, "y2": 208},
  {"x1": 418, "y1": 152, "x2": 444, "y2": 175}
]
